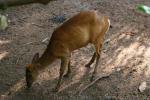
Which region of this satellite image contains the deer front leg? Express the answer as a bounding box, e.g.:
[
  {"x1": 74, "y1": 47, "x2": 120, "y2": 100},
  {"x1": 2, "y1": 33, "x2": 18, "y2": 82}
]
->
[{"x1": 54, "y1": 56, "x2": 69, "y2": 92}]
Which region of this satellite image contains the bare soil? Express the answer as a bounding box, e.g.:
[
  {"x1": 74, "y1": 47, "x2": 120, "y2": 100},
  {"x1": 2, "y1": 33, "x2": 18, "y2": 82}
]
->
[{"x1": 0, "y1": 0, "x2": 150, "y2": 100}]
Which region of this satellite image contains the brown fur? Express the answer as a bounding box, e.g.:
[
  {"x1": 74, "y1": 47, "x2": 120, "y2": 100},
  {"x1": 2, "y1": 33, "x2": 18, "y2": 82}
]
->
[{"x1": 26, "y1": 10, "x2": 110, "y2": 92}]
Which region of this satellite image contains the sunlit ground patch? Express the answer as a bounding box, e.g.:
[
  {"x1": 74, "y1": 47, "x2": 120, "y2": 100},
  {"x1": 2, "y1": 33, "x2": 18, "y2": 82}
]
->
[{"x1": 0, "y1": 51, "x2": 9, "y2": 60}]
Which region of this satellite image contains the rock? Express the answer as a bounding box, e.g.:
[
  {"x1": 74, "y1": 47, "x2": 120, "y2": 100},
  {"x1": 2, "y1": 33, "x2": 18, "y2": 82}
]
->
[
  {"x1": 0, "y1": 14, "x2": 8, "y2": 30},
  {"x1": 139, "y1": 81, "x2": 147, "y2": 92},
  {"x1": 116, "y1": 68, "x2": 121, "y2": 72},
  {"x1": 51, "y1": 15, "x2": 66, "y2": 23},
  {"x1": 104, "y1": 39, "x2": 110, "y2": 44}
]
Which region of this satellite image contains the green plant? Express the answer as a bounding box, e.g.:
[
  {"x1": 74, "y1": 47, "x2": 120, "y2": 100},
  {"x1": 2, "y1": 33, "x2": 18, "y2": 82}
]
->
[{"x1": 137, "y1": 4, "x2": 150, "y2": 15}]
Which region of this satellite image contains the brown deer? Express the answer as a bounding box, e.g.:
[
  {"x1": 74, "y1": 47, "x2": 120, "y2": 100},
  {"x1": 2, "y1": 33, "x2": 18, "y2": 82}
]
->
[{"x1": 26, "y1": 10, "x2": 110, "y2": 92}]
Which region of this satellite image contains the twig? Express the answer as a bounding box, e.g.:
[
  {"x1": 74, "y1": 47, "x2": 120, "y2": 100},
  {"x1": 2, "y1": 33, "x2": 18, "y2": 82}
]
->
[
  {"x1": 23, "y1": 37, "x2": 49, "y2": 46},
  {"x1": 41, "y1": 37, "x2": 49, "y2": 44},
  {"x1": 57, "y1": 81, "x2": 78, "y2": 93},
  {"x1": 3, "y1": 78, "x2": 26, "y2": 96},
  {"x1": 23, "y1": 41, "x2": 39, "y2": 46},
  {"x1": 23, "y1": 42, "x2": 34, "y2": 45},
  {"x1": 31, "y1": 23, "x2": 44, "y2": 28},
  {"x1": 79, "y1": 73, "x2": 111, "y2": 95}
]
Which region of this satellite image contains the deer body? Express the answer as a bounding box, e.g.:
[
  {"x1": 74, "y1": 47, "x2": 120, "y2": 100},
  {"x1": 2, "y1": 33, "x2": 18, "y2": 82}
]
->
[{"x1": 26, "y1": 10, "x2": 110, "y2": 92}]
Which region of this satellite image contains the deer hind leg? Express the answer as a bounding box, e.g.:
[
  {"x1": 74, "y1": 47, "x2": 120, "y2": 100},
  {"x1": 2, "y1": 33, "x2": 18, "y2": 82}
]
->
[
  {"x1": 90, "y1": 43, "x2": 103, "y2": 81},
  {"x1": 55, "y1": 56, "x2": 70, "y2": 92},
  {"x1": 85, "y1": 52, "x2": 96, "y2": 68},
  {"x1": 64, "y1": 60, "x2": 71, "y2": 77}
]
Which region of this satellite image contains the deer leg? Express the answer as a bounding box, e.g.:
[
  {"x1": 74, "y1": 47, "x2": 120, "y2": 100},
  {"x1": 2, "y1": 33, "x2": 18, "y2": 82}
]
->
[
  {"x1": 85, "y1": 52, "x2": 96, "y2": 68},
  {"x1": 90, "y1": 43, "x2": 102, "y2": 81},
  {"x1": 64, "y1": 60, "x2": 71, "y2": 77},
  {"x1": 90, "y1": 53, "x2": 100, "y2": 81},
  {"x1": 54, "y1": 56, "x2": 69, "y2": 92}
]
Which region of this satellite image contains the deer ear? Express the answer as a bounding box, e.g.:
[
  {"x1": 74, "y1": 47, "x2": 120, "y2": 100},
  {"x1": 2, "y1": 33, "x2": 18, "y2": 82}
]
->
[{"x1": 32, "y1": 53, "x2": 39, "y2": 63}]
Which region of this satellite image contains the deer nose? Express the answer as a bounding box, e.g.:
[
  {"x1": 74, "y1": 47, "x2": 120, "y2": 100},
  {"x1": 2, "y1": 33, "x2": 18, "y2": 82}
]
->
[{"x1": 26, "y1": 80, "x2": 33, "y2": 88}]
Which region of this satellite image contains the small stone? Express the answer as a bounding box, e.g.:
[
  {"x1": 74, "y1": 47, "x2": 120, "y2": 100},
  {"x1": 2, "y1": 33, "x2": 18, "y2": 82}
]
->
[
  {"x1": 0, "y1": 15, "x2": 8, "y2": 30},
  {"x1": 51, "y1": 15, "x2": 66, "y2": 23},
  {"x1": 139, "y1": 81, "x2": 147, "y2": 92},
  {"x1": 104, "y1": 39, "x2": 110, "y2": 44},
  {"x1": 116, "y1": 68, "x2": 121, "y2": 72}
]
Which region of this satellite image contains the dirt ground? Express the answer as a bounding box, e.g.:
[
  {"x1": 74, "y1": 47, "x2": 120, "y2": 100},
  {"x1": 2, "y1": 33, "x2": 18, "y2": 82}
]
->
[{"x1": 0, "y1": 0, "x2": 150, "y2": 100}]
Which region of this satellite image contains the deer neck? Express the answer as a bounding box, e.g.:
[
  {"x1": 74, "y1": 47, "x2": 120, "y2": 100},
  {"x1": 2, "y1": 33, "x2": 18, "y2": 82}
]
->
[{"x1": 37, "y1": 50, "x2": 56, "y2": 70}]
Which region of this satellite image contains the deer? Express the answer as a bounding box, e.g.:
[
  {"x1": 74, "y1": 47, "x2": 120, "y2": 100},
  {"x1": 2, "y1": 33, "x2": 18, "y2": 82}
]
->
[{"x1": 26, "y1": 10, "x2": 110, "y2": 92}]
